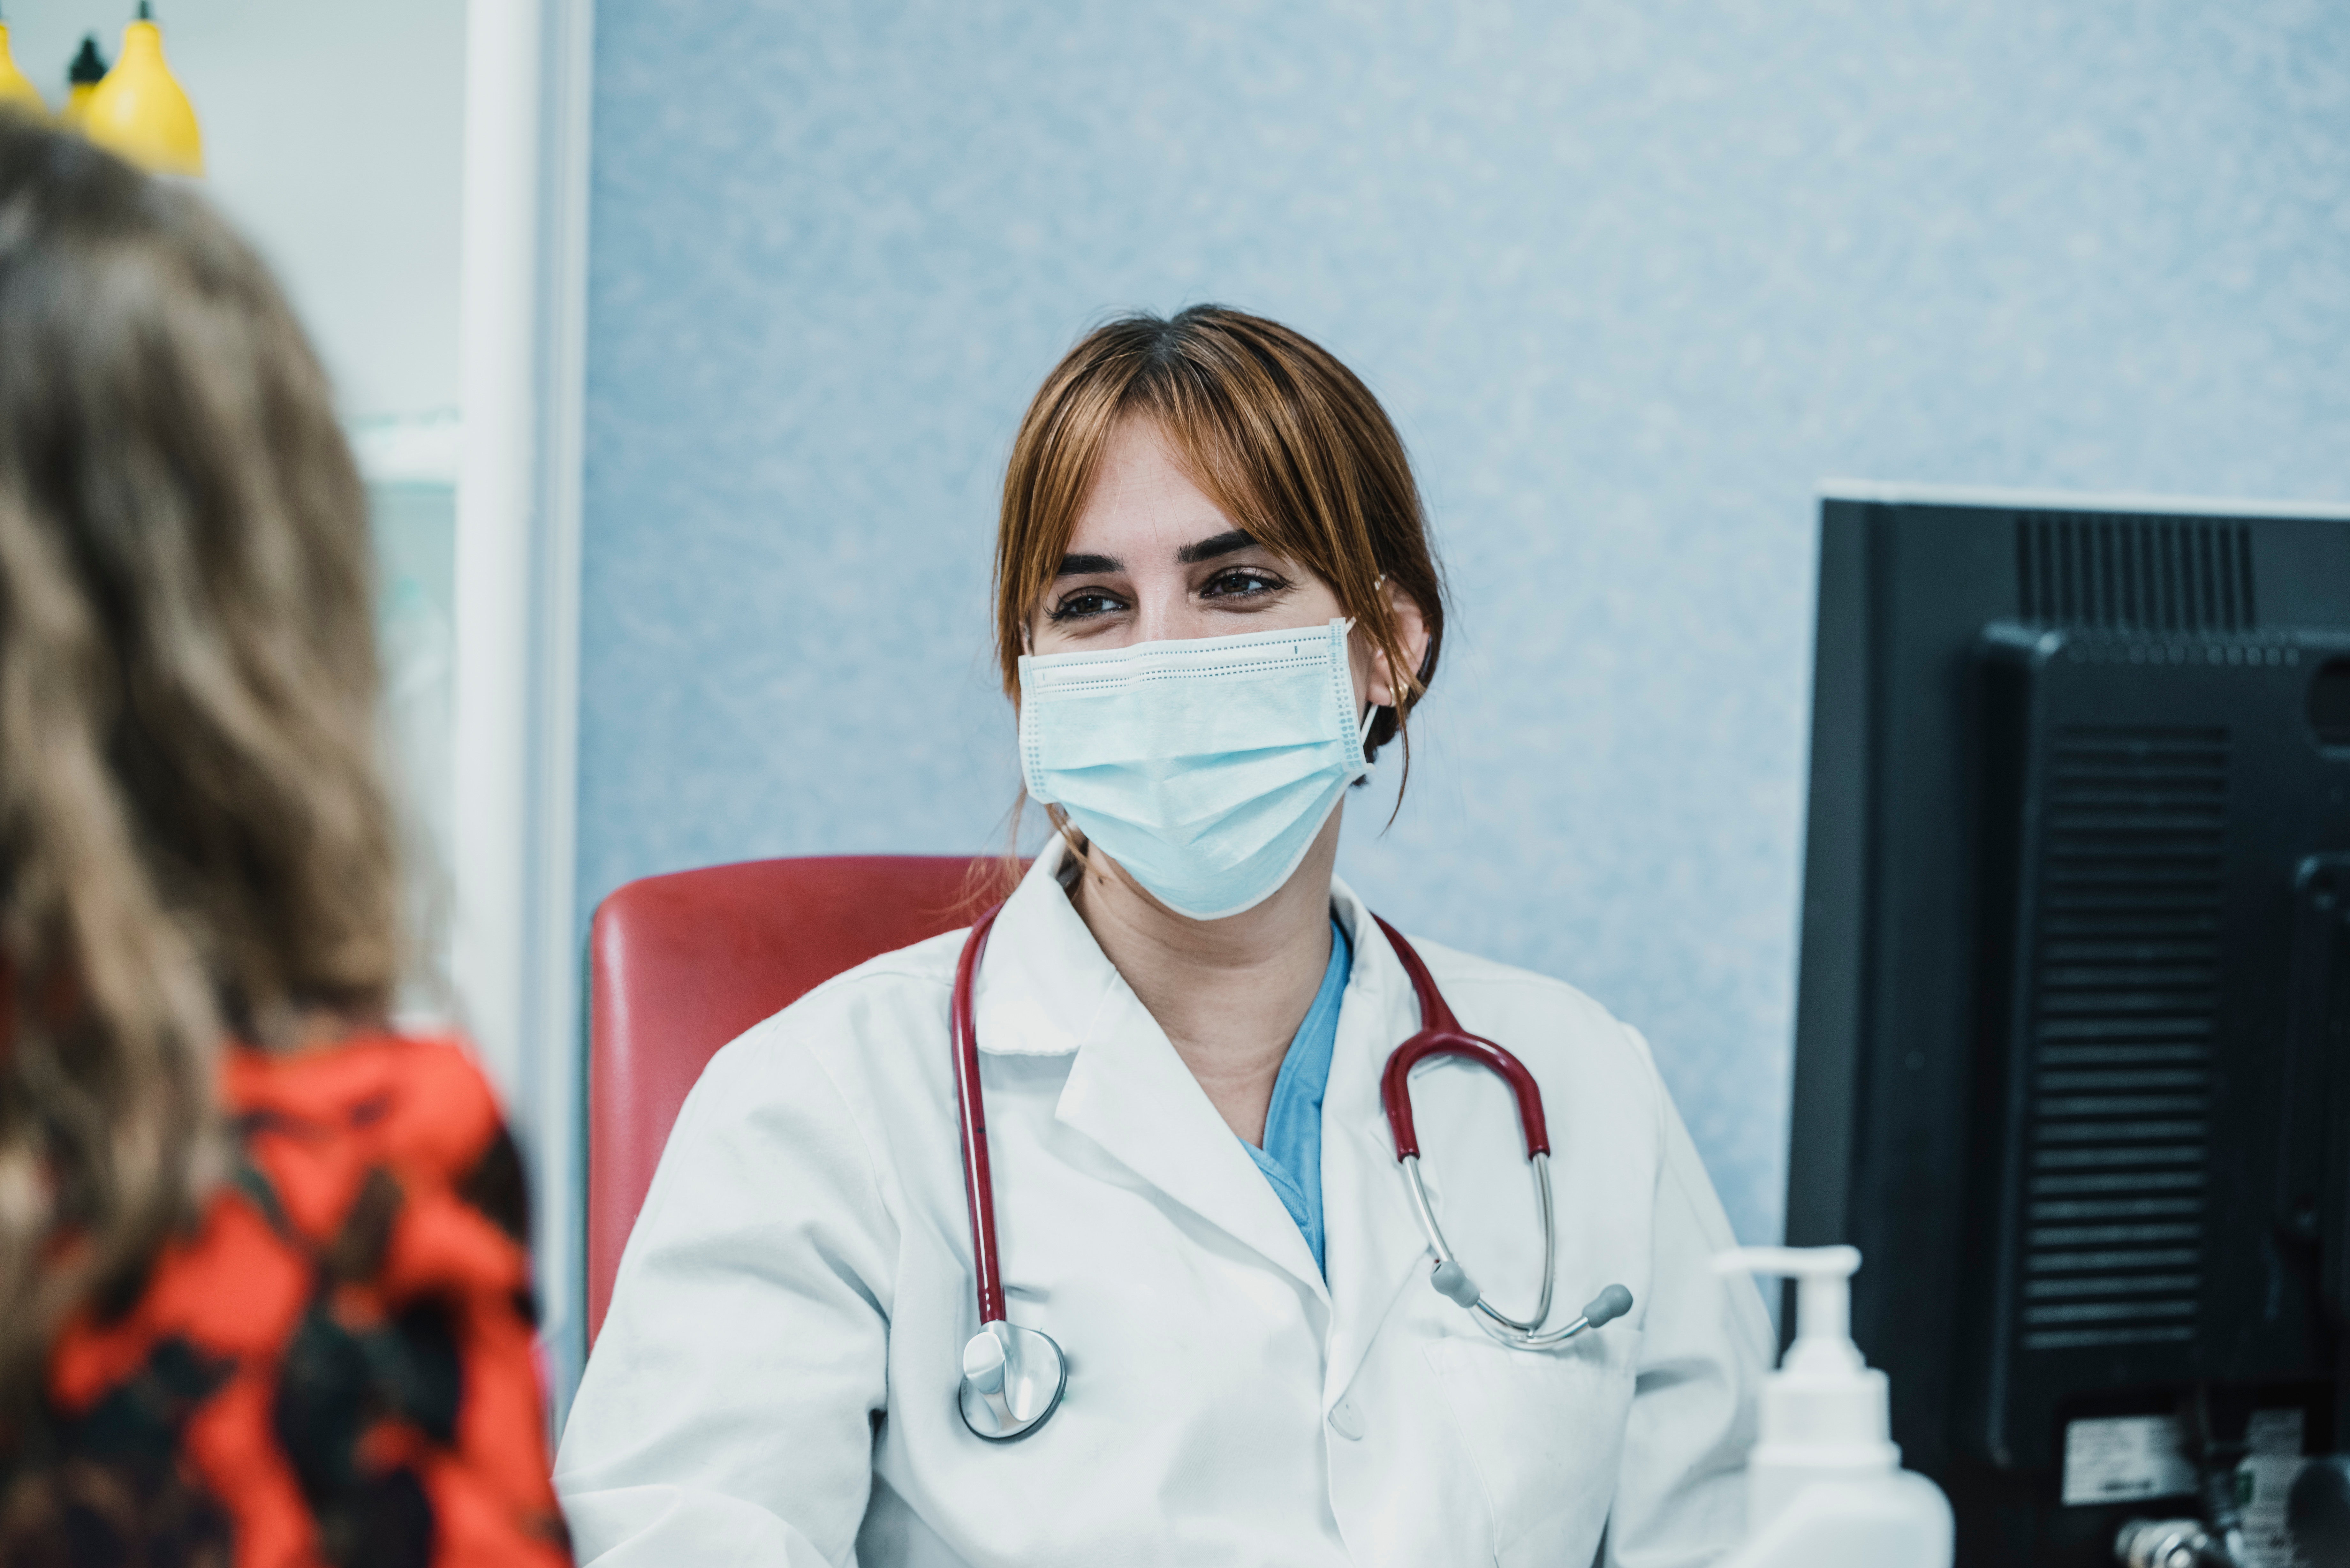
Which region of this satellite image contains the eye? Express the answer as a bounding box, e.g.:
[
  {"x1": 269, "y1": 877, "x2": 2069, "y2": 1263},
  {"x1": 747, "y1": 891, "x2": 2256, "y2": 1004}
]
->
[
  {"x1": 1199, "y1": 568, "x2": 1287, "y2": 601},
  {"x1": 1047, "y1": 588, "x2": 1128, "y2": 623}
]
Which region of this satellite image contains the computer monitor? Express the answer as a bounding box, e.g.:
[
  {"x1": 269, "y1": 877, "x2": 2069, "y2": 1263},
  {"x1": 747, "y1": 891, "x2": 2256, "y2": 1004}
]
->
[{"x1": 1787, "y1": 482, "x2": 2350, "y2": 1565}]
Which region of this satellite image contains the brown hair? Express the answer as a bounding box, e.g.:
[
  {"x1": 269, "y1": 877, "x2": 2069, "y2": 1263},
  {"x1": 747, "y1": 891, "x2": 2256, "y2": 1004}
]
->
[
  {"x1": 990, "y1": 306, "x2": 1447, "y2": 868},
  {"x1": 0, "y1": 120, "x2": 402, "y2": 1396}
]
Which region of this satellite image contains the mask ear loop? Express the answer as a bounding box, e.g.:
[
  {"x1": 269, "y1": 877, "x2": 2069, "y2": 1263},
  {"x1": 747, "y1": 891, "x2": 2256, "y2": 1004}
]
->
[
  {"x1": 1345, "y1": 606, "x2": 1384, "y2": 783},
  {"x1": 1349, "y1": 578, "x2": 1393, "y2": 784}
]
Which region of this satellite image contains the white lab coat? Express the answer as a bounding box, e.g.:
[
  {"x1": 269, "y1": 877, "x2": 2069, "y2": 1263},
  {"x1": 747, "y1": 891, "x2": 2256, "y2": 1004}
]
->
[{"x1": 555, "y1": 843, "x2": 1772, "y2": 1567}]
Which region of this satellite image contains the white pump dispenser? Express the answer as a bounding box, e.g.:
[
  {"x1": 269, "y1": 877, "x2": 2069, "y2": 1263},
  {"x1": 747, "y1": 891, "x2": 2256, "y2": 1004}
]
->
[{"x1": 1713, "y1": 1245, "x2": 1954, "y2": 1568}]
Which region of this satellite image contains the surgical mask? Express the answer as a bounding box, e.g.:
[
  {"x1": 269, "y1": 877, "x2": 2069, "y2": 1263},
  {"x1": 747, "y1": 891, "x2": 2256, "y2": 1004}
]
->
[{"x1": 1018, "y1": 618, "x2": 1376, "y2": 921}]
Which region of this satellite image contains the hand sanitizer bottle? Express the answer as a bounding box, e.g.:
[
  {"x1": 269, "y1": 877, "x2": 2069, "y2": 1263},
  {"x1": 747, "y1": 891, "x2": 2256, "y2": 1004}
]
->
[{"x1": 1713, "y1": 1245, "x2": 1954, "y2": 1568}]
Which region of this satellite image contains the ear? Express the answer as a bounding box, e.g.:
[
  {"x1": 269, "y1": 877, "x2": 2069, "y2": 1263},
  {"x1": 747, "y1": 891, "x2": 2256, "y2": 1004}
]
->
[{"x1": 1368, "y1": 578, "x2": 1431, "y2": 709}]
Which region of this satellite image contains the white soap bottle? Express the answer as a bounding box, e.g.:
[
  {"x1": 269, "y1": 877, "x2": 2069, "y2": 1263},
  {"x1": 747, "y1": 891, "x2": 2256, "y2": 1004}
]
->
[{"x1": 1713, "y1": 1245, "x2": 1955, "y2": 1568}]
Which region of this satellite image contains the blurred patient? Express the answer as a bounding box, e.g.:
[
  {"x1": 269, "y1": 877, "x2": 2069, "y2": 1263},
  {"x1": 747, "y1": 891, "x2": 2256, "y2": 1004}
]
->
[{"x1": 0, "y1": 119, "x2": 569, "y2": 1564}]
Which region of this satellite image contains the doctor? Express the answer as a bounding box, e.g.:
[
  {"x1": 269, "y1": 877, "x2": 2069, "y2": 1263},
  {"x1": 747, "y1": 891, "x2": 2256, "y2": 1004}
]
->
[{"x1": 554, "y1": 306, "x2": 1771, "y2": 1566}]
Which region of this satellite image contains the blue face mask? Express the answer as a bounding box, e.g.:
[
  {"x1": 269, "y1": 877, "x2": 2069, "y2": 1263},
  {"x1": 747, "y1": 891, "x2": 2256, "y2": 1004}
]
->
[{"x1": 1018, "y1": 618, "x2": 1375, "y2": 920}]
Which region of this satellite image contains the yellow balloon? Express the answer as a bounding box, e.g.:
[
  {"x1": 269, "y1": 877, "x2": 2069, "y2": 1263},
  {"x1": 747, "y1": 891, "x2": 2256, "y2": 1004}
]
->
[
  {"x1": 0, "y1": 23, "x2": 51, "y2": 119},
  {"x1": 83, "y1": 17, "x2": 201, "y2": 176}
]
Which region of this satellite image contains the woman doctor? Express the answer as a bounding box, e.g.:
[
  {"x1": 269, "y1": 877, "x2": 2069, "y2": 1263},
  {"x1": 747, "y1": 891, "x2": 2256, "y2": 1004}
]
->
[{"x1": 554, "y1": 306, "x2": 1771, "y2": 1567}]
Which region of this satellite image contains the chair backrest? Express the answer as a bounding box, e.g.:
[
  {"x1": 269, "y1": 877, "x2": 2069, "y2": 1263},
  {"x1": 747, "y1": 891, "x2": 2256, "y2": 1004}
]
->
[{"x1": 587, "y1": 854, "x2": 1002, "y2": 1344}]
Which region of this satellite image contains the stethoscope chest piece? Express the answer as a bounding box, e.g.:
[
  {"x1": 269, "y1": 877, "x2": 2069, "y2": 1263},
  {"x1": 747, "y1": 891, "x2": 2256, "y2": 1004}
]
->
[{"x1": 958, "y1": 1320, "x2": 1068, "y2": 1442}]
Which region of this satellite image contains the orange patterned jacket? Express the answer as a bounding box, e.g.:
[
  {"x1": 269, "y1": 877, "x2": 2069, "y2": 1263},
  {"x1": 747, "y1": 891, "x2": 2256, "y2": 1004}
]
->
[{"x1": 2, "y1": 1033, "x2": 573, "y2": 1567}]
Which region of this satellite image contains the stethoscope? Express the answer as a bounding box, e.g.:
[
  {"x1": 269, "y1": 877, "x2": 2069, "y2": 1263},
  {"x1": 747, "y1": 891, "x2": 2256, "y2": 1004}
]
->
[{"x1": 951, "y1": 905, "x2": 1637, "y2": 1442}]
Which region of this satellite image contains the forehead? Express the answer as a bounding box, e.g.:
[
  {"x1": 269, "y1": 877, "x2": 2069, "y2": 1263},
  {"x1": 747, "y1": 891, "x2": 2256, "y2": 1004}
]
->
[{"x1": 1065, "y1": 418, "x2": 1237, "y2": 558}]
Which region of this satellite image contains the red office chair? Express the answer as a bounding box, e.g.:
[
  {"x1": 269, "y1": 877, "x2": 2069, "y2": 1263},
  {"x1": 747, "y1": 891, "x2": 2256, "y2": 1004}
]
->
[{"x1": 587, "y1": 854, "x2": 1010, "y2": 1345}]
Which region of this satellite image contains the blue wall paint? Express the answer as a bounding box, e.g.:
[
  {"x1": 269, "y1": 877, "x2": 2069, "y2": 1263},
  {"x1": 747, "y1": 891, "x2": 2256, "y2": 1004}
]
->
[{"x1": 579, "y1": 0, "x2": 2350, "y2": 1248}]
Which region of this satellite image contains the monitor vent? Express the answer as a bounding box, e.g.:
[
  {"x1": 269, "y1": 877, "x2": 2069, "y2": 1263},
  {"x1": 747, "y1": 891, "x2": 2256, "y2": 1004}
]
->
[
  {"x1": 2016, "y1": 515, "x2": 2257, "y2": 632},
  {"x1": 2018, "y1": 725, "x2": 2224, "y2": 1353}
]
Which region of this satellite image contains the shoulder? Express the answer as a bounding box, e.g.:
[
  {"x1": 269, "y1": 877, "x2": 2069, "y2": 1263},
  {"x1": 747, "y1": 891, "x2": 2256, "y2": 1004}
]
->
[
  {"x1": 665, "y1": 927, "x2": 967, "y2": 1155},
  {"x1": 223, "y1": 1029, "x2": 523, "y2": 1243},
  {"x1": 695, "y1": 927, "x2": 964, "y2": 1084},
  {"x1": 1406, "y1": 934, "x2": 1654, "y2": 1065},
  {"x1": 1391, "y1": 930, "x2": 1668, "y2": 1130},
  {"x1": 220, "y1": 1026, "x2": 502, "y2": 1133},
  {"x1": 1399, "y1": 935, "x2": 1755, "y2": 1268},
  {"x1": 30, "y1": 1029, "x2": 568, "y2": 1567},
  {"x1": 619, "y1": 934, "x2": 967, "y2": 1265}
]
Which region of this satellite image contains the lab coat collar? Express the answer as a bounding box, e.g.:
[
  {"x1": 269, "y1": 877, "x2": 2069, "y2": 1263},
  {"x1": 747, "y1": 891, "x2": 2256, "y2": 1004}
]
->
[
  {"x1": 967, "y1": 838, "x2": 1121, "y2": 1058},
  {"x1": 967, "y1": 840, "x2": 1435, "y2": 1346},
  {"x1": 974, "y1": 839, "x2": 1325, "y2": 1297}
]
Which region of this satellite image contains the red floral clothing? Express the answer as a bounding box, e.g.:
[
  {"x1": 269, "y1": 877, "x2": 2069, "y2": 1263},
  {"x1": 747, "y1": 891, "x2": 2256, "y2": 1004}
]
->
[{"x1": 0, "y1": 1033, "x2": 572, "y2": 1568}]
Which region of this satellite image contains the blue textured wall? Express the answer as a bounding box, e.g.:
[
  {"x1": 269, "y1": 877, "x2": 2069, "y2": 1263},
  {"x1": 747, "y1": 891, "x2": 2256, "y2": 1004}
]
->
[{"x1": 578, "y1": 0, "x2": 2350, "y2": 1249}]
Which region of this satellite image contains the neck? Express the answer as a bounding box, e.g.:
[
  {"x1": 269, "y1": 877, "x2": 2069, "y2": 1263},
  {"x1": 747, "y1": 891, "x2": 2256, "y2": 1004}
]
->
[{"x1": 1067, "y1": 809, "x2": 1342, "y2": 1146}]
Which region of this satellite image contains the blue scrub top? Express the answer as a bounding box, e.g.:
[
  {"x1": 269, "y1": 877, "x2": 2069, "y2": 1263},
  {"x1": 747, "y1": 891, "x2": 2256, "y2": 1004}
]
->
[{"x1": 1240, "y1": 916, "x2": 1350, "y2": 1274}]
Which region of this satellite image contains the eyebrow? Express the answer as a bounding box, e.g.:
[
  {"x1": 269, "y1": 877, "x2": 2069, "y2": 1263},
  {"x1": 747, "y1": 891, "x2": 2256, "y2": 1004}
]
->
[
  {"x1": 1054, "y1": 530, "x2": 1258, "y2": 577},
  {"x1": 1175, "y1": 530, "x2": 1256, "y2": 564}
]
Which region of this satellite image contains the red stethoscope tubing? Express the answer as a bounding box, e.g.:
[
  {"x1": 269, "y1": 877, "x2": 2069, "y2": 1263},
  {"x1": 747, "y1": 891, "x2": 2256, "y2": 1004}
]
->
[
  {"x1": 950, "y1": 905, "x2": 1009, "y2": 1324},
  {"x1": 950, "y1": 905, "x2": 1554, "y2": 1329},
  {"x1": 1369, "y1": 913, "x2": 1550, "y2": 1161}
]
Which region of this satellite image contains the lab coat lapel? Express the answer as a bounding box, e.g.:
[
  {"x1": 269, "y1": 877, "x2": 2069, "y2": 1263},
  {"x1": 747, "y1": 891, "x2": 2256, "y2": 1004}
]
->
[
  {"x1": 1319, "y1": 883, "x2": 1443, "y2": 1406},
  {"x1": 978, "y1": 843, "x2": 1329, "y2": 1299},
  {"x1": 1056, "y1": 985, "x2": 1330, "y2": 1299}
]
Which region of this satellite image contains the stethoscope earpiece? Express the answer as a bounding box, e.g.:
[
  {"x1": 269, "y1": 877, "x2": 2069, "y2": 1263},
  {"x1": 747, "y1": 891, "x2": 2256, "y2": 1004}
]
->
[{"x1": 1431, "y1": 1259, "x2": 1482, "y2": 1308}]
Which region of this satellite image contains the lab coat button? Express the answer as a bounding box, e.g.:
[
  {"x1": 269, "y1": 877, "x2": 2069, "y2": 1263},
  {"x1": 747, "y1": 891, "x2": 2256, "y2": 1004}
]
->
[{"x1": 1327, "y1": 1397, "x2": 1365, "y2": 1441}]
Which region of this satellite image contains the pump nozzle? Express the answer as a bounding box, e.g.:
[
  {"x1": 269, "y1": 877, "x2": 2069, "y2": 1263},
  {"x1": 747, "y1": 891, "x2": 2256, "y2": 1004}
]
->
[{"x1": 1716, "y1": 1244, "x2": 1864, "y2": 1376}]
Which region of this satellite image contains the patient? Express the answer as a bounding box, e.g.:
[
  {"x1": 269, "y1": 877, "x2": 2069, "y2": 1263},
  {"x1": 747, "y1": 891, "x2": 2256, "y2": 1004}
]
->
[{"x1": 0, "y1": 119, "x2": 569, "y2": 1564}]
